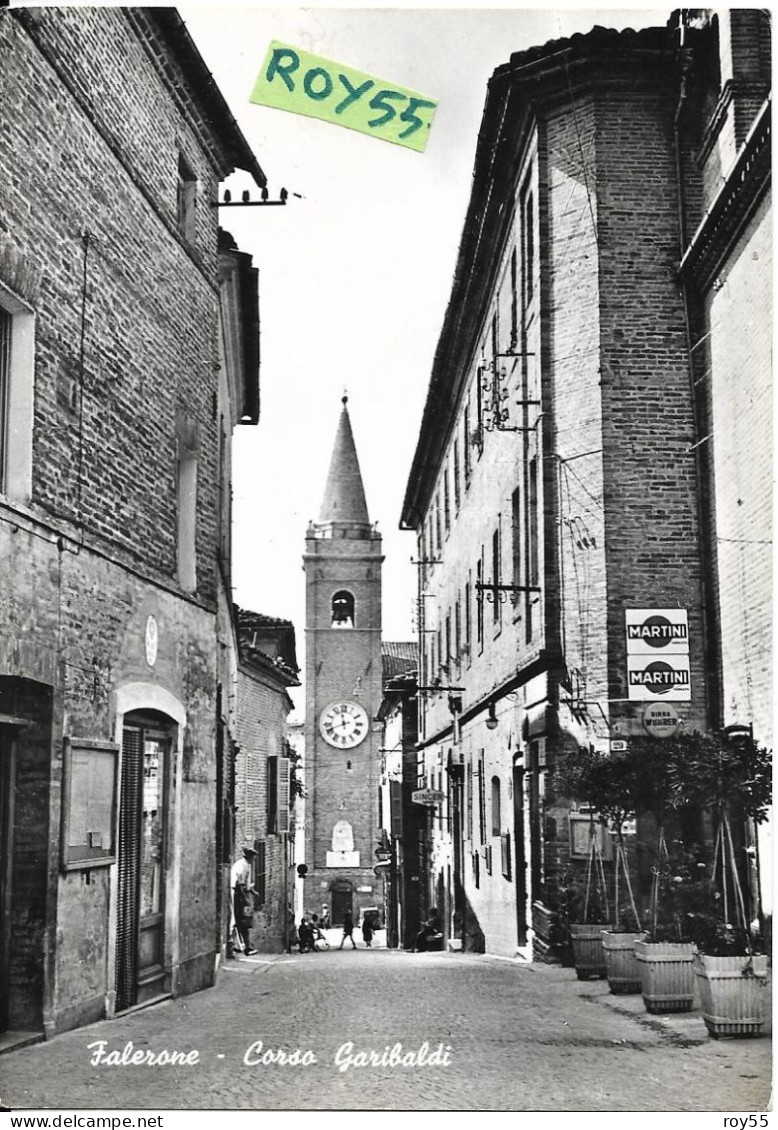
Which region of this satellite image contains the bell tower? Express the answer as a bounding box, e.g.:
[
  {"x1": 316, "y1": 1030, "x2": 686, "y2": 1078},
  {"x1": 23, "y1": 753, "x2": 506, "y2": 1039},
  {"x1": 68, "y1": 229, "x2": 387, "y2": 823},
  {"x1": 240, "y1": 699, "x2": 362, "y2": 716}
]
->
[{"x1": 303, "y1": 397, "x2": 383, "y2": 926}]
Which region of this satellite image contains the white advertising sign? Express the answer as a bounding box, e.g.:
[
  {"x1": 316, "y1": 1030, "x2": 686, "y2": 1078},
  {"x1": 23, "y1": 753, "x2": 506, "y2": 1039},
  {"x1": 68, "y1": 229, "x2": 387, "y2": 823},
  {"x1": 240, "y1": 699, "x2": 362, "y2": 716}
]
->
[
  {"x1": 627, "y1": 654, "x2": 691, "y2": 701},
  {"x1": 625, "y1": 608, "x2": 689, "y2": 654}
]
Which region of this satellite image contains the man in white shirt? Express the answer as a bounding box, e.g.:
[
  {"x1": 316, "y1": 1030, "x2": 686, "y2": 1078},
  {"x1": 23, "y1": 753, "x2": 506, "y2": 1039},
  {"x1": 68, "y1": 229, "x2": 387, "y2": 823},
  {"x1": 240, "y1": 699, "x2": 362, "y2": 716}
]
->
[{"x1": 231, "y1": 843, "x2": 257, "y2": 955}]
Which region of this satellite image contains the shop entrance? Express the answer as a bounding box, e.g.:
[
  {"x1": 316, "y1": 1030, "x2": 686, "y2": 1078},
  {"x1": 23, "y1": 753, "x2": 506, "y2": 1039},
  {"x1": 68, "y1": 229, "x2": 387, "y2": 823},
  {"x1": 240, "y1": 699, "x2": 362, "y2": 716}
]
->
[
  {"x1": 0, "y1": 726, "x2": 15, "y2": 1032},
  {"x1": 116, "y1": 716, "x2": 172, "y2": 1012},
  {"x1": 513, "y1": 762, "x2": 528, "y2": 946}
]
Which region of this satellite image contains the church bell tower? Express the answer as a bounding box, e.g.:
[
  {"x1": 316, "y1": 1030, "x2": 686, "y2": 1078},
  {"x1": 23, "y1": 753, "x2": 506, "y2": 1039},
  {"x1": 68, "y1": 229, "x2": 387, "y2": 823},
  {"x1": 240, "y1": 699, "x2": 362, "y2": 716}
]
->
[{"x1": 303, "y1": 397, "x2": 383, "y2": 926}]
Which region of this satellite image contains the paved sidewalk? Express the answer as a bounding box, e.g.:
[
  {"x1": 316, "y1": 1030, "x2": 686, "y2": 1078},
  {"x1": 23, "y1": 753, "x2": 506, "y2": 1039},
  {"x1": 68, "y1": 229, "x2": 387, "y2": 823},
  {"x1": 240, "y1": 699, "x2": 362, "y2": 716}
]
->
[{"x1": 0, "y1": 949, "x2": 770, "y2": 1112}]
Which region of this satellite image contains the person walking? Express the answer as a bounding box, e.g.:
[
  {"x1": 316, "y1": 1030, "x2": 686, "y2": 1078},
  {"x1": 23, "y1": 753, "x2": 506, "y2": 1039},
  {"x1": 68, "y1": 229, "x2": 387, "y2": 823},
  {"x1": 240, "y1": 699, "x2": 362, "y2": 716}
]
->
[
  {"x1": 361, "y1": 913, "x2": 374, "y2": 948},
  {"x1": 338, "y1": 908, "x2": 357, "y2": 950},
  {"x1": 231, "y1": 843, "x2": 257, "y2": 956},
  {"x1": 285, "y1": 904, "x2": 297, "y2": 954},
  {"x1": 413, "y1": 906, "x2": 442, "y2": 952}
]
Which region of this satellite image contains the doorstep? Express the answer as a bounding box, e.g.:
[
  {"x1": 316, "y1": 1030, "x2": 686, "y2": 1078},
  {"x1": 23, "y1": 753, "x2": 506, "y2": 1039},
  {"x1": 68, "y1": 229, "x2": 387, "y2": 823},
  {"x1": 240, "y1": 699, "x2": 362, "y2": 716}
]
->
[{"x1": 0, "y1": 1030, "x2": 44, "y2": 1056}]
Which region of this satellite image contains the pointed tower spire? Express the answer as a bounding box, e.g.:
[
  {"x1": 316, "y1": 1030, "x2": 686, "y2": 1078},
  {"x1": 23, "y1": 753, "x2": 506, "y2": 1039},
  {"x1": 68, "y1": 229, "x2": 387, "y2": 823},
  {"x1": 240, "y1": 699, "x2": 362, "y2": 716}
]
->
[{"x1": 317, "y1": 396, "x2": 372, "y2": 536}]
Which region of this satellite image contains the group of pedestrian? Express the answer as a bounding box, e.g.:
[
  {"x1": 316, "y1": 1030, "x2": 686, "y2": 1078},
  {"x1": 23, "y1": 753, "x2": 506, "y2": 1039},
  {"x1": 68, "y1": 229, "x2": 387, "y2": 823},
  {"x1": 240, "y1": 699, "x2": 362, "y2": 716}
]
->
[
  {"x1": 297, "y1": 913, "x2": 328, "y2": 953},
  {"x1": 232, "y1": 844, "x2": 387, "y2": 958}
]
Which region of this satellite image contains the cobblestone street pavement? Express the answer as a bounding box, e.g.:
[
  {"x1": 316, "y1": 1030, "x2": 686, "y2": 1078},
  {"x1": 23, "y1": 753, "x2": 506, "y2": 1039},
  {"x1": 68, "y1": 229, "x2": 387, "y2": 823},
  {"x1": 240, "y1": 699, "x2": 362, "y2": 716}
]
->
[{"x1": 0, "y1": 947, "x2": 771, "y2": 1112}]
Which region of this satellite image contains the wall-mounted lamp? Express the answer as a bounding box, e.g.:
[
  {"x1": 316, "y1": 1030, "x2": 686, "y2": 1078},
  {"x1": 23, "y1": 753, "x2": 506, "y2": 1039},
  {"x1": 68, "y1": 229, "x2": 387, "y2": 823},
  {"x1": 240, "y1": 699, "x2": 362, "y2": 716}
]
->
[{"x1": 486, "y1": 702, "x2": 498, "y2": 731}]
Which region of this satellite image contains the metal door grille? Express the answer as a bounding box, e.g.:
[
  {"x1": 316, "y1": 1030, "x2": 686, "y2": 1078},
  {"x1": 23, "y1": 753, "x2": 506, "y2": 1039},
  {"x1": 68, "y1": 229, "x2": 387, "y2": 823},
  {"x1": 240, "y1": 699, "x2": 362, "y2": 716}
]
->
[{"x1": 115, "y1": 727, "x2": 142, "y2": 1012}]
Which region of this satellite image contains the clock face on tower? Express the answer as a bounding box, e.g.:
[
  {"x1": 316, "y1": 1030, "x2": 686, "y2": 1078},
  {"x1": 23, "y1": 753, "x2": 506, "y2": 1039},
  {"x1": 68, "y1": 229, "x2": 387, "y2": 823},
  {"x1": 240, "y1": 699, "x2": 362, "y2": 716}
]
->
[{"x1": 319, "y1": 701, "x2": 369, "y2": 749}]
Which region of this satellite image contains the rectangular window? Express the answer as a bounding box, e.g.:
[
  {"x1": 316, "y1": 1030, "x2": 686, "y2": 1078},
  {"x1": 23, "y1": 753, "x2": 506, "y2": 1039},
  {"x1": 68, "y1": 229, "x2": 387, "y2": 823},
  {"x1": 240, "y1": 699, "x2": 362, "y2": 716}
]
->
[
  {"x1": 492, "y1": 526, "x2": 501, "y2": 623},
  {"x1": 454, "y1": 599, "x2": 461, "y2": 661},
  {"x1": 253, "y1": 840, "x2": 266, "y2": 907},
  {"x1": 177, "y1": 448, "x2": 198, "y2": 592},
  {"x1": 522, "y1": 185, "x2": 535, "y2": 307},
  {"x1": 463, "y1": 403, "x2": 472, "y2": 484},
  {"x1": 510, "y1": 245, "x2": 518, "y2": 350},
  {"x1": 528, "y1": 458, "x2": 539, "y2": 588},
  {"x1": 277, "y1": 756, "x2": 291, "y2": 834},
  {"x1": 453, "y1": 438, "x2": 461, "y2": 512},
  {"x1": 444, "y1": 611, "x2": 451, "y2": 671},
  {"x1": 476, "y1": 552, "x2": 484, "y2": 650},
  {"x1": 437, "y1": 625, "x2": 442, "y2": 676},
  {"x1": 435, "y1": 493, "x2": 442, "y2": 555},
  {"x1": 491, "y1": 314, "x2": 499, "y2": 418},
  {"x1": 466, "y1": 753, "x2": 473, "y2": 841},
  {"x1": 478, "y1": 753, "x2": 486, "y2": 845},
  {"x1": 511, "y1": 486, "x2": 522, "y2": 607},
  {"x1": 177, "y1": 153, "x2": 197, "y2": 242},
  {"x1": 464, "y1": 575, "x2": 472, "y2": 657},
  {"x1": 0, "y1": 310, "x2": 10, "y2": 490},
  {"x1": 443, "y1": 465, "x2": 450, "y2": 534},
  {"x1": 267, "y1": 756, "x2": 278, "y2": 834},
  {"x1": 0, "y1": 287, "x2": 35, "y2": 501}
]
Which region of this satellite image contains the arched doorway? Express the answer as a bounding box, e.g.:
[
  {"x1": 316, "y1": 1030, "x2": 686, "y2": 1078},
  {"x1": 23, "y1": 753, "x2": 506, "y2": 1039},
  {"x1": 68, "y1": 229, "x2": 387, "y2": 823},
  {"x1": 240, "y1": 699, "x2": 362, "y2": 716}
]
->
[
  {"x1": 330, "y1": 878, "x2": 353, "y2": 926},
  {"x1": 116, "y1": 710, "x2": 175, "y2": 1011}
]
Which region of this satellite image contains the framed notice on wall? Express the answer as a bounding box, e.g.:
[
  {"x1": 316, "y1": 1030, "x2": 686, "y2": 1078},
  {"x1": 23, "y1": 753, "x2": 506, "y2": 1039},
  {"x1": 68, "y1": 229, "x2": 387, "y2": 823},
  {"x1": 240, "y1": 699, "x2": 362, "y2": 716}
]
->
[{"x1": 61, "y1": 737, "x2": 119, "y2": 870}]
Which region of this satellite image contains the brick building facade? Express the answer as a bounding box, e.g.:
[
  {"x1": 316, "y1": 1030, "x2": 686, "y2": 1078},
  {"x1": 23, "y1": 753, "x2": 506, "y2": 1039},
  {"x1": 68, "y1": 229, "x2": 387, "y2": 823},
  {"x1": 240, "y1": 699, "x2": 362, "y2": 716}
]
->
[
  {"x1": 0, "y1": 8, "x2": 263, "y2": 1037},
  {"x1": 401, "y1": 12, "x2": 770, "y2": 957},
  {"x1": 234, "y1": 610, "x2": 300, "y2": 953}
]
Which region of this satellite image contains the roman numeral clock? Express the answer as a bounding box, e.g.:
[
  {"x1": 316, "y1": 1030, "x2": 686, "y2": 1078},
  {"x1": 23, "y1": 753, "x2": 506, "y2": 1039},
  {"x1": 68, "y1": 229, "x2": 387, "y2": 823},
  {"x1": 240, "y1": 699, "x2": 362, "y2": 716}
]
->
[{"x1": 319, "y1": 701, "x2": 369, "y2": 749}]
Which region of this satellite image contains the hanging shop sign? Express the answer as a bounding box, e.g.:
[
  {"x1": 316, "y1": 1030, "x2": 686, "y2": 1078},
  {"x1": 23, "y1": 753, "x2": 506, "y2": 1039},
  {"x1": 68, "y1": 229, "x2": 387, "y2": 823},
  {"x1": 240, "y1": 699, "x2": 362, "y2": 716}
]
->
[
  {"x1": 642, "y1": 702, "x2": 681, "y2": 738},
  {"x1": 412, "y1": 789, "x2": 445, "y2": 805}
]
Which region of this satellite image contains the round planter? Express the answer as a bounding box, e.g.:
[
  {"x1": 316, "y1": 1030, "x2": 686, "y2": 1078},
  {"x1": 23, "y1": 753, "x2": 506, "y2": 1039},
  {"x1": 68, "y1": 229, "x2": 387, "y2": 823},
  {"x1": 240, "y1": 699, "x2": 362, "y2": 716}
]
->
[
  {"x1": 570, "y1": 923, "x2": 612, "y2": 980},
  {"x1": 694, "y1": 952, "x2": 770, "y2": 1038},
  {"x1": 635, "y1": 939, "x2": 696, "y2": 1013},
  {"x1": 601, "y1": 930, "x2": 644, "y2": 994}
]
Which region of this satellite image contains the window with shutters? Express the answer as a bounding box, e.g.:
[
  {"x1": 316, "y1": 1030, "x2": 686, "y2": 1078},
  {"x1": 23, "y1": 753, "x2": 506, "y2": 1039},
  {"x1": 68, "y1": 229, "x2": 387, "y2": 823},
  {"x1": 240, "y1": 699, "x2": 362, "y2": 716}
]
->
[
  {"x1": 491, "y1": 775, "x2": 501, "y2": 837},
  {"x1": 477, "y1": 753, "x2": 486, "y2": 845},
  {"x1": 0, "y1": 286, "x2": 34, "y2": 502},
  {"x1": 277, "y1": 756, "x2": 291, "y2": 834},
  {"x1": 476, "y1": 550, "x2": 484, "y2": 651},
  {"x1": 511, "y1": 486, "x2": 522, "y2": 610},
  {"x1": 253, "y1": 840, "x2": 266, "y2": 907},
  {"x1": 177, "y1": 152, "x2": 197, "y2": 242},
  {"x1": 267, "y1": 755, "x2": 278, "y2": 834}
]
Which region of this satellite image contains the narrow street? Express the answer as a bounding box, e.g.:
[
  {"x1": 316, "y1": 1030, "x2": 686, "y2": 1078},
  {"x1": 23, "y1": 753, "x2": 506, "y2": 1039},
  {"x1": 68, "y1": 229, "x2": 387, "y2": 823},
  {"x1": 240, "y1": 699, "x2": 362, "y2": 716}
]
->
[{"x1": 0, "y1": 943, "x2": 770, "y2": 1112}]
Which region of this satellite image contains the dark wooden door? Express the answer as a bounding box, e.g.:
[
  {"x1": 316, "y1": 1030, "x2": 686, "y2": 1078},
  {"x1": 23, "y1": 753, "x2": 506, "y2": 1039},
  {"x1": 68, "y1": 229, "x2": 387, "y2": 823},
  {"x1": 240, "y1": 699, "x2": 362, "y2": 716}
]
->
[
  {"x1": 0, "y1": 727, "x2": 15, "y2": 1031},
  {"x1": 116, "y1": 725, "x2": 169, "y2": 1011},
  {"x1": 513, "y1": 764, "x2": 527, "y2": 946}
]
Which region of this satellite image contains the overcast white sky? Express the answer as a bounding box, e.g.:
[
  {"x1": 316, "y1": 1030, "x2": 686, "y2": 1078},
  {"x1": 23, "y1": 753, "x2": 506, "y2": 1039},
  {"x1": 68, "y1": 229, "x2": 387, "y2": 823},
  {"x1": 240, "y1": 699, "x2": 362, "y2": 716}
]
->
[{"x1": 181, "y1": 5, "x2": 672, "y2": 698}]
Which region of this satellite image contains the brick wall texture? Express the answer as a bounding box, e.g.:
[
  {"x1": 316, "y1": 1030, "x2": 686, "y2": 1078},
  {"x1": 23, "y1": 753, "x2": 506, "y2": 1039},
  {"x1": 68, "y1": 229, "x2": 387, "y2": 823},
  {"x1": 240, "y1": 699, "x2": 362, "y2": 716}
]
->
[{"x1": 0, "y1": 8, "x2": 247, "y2": 1032}]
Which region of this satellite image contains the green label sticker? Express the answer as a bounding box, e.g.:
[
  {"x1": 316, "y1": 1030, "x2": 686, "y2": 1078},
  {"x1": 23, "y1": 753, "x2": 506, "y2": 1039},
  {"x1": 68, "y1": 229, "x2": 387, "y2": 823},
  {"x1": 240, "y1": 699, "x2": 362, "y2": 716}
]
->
[{"x1": 250, "y1": 42, "x2": 438, "y2": 153}]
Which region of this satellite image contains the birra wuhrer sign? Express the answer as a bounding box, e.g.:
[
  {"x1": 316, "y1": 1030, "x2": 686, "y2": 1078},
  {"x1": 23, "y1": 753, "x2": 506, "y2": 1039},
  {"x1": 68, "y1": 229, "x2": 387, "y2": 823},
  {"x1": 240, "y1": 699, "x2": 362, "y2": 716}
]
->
[
  {"x1": 625, "y1": 609, "x2": 691, "y2": 701},
  {"x1": 250, "y1": 43, "x2": 438, "y2": 152}
]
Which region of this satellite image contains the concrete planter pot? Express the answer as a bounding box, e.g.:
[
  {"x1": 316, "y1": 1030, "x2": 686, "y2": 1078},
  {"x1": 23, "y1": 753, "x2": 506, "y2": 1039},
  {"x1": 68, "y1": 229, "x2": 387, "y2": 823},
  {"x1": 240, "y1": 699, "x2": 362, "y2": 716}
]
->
[
  {"x1": 570, "y1": 923, "x2": 612, "y2": 980},
  {"x1": 601, "y1": 930, "x2": 645, "y2": 994},
  {"x1": 635, "y1": 939, "x2": 696, "y2": 1013},
  {"x1": 693, "y1": 952, "x2": 770, "y2": 1038}
]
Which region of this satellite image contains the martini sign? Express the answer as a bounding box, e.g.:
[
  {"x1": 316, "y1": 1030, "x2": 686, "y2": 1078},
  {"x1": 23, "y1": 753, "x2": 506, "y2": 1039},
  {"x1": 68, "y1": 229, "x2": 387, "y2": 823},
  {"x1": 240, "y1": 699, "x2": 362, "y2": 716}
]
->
[{"x1": 626, "y1": 609, "x2": 691, "y2": 701}]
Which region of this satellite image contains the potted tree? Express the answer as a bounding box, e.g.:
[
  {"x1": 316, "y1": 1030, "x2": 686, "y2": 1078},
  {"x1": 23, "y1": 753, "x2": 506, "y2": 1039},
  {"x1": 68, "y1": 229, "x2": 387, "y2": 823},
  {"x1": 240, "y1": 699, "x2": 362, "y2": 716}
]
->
[
  {"x1": 556, "y1": 746, "x2": 642, "y2": 989},
  {"x1": 556, "y1": 839, "x2": 612, "y2": 980},
  {"x1": 629, "y1": 735, "x2": 701, "y2": 1013},
  {"x1": 682, "y1": 728, "x2": 772, "y2": 1038},
  {"x1": 590, "y1": 752, "x2": 645, "y2": 994}
]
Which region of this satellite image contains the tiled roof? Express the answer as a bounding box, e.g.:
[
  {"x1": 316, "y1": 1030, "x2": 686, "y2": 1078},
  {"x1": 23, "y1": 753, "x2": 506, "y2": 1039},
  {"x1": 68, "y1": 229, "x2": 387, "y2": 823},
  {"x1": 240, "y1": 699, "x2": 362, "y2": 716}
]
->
[{"x1": 382, "y1": 641, "x2": 418, "y2": 682}]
